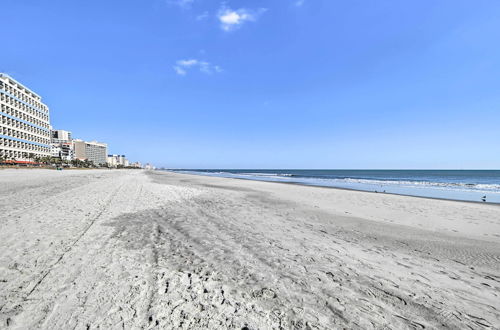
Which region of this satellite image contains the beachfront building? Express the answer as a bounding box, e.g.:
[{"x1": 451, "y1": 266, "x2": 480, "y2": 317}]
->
[
  {"x1": 51, "y1": 129, "x2": 72, "y2": 143},
  {"x1": 107, "y1": 154, "x2": 128, "y2": 167},
  {"x1": 50, "y1": 142, "x2": 74, "y2": 161},
  {"x1": 0, "y1": 73, "x2": 51, "y2": 161},
  {"x1": 107, "y1": 154, "x2": 117, "y2": 167},
  {"x1": 51, "y1": 129, "x2": 74, "y2": 161},
  {"x1": 130, "y1": 161, "x2": 142, "y2": 168},
  {"x1": 73, "y1": 139, "x2": 108, "y2": 165}
]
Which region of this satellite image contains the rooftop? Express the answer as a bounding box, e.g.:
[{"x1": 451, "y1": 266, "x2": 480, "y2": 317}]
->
[{"x1": 0, "y1": 73, "x2": 42, "y2": 100}]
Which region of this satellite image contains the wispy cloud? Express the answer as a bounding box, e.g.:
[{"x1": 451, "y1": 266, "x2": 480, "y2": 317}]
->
[
  {"x1": 217, "y1": 7, "x2": 267, "y2": 31},
  {"x1": 173, "y1": 66, "x2": 187, "y2": 76},
  {"x1": 173, "y1": 59, "x2": 222, "y2": 76},
  {"x1": 294, "y1": 0, "x2": 305, "y2": 7},
  {"x1": 196, "y1": 11, "x2": 209, "y2": 21}
]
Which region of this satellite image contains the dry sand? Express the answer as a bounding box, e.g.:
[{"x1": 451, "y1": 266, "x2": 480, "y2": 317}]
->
[{"x1": 0, "y1": 169, "x2": 499, "y2": 329}]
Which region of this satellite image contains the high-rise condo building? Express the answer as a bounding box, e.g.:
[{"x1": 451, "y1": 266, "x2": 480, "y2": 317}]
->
[
  {"x1": 107, "y1": 154, "x2": 128, "y2": 167},
  {"x1": 51, "y1": 129, "x2": 72, "y2": 143},
  {"x1": 51, "y1": 129, "x2": 74, "y2": 161},
  {"x1": 73, "y1": 139, "x2": 108, "y2": 165},
  {"x1": 0, "y1": 74, "x2": 51, "y2": 161}
]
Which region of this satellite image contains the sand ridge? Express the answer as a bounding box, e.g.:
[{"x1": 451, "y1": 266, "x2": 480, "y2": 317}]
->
[{"x1": 0, "y1": 169, "x2": 499, "y2": 329}]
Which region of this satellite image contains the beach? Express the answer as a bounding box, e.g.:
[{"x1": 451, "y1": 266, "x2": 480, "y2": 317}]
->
[{"x1": 0, "y1": 169, "x2": 499, "y2": 329}]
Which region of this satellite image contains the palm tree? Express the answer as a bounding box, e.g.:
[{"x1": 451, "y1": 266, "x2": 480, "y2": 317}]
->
[
  {"x1": 72, "y1": 159, "x2": 81, "y2": 168},
  {"x1": 39, "y1": 156, "x2": 51, "y2": 165}
]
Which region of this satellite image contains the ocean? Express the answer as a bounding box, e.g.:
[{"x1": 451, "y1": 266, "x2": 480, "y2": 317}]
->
[{"x1": 172, "y1": 169, "x2": 500, "y2": 204}]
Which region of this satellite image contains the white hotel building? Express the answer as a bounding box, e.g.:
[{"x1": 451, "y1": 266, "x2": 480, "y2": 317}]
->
[
  {"x1": 51, "y1": 129, "x2": 74, "y2": 161},
  {"x1": 107, "y1": 154, "x2": 128, "y2": 167},
  {"x1": 0, "y1": 74, "x2": 51, "y2": 161}
]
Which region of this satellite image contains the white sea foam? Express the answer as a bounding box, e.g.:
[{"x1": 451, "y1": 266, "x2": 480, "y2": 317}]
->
[
  {"x1": 207, "y1": 172, "x2": 500, "y2": 192},
  {"x1": 239, "y1": 172, "x2": 294, "y2": 178},
  {"x1": 177, "y1": 171, "x2": 499, "y2": 191},
  {"x1": 172, "y1": 170, "x2": 500, "y2": 202},
  {"x1": 336, "y1": 178, "x2": 500, "y2": 192}
]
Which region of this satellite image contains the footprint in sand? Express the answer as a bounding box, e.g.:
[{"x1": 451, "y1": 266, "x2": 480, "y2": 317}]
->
[{"x1": 252, "y1": 288, "x2": 277, "y2": 299}]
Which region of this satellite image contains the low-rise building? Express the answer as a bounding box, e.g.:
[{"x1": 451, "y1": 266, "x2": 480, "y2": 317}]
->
[
  {"x1": 130, "y1": 161, "x2": 142, "y2": 168},
  {"x1": 51, "y1": 142, "x2": 74, "y2": 161}
]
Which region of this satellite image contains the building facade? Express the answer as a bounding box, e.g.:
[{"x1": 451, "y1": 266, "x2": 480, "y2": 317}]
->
[
  {"x1": 0, "y1": 74, "x2": 51, "y2": 161},
  {"x1": 107, "y1": 154, "x2": 128, "y2": 167},
  {"x1": 51, "y1": 129, "x2": 72, "y2": 143},
  {"x1": 50, "y1": 142, "x2": 74, "y2": 161},
  {"x1": 51, "y1": 129, "x2": 74, "y2": 161},
  {"x1": 130, "y1": 162, "x2": 142, "y2": 168},
  {"x1": 73, "y1": 139, "x2": 108, "y2": 165}
]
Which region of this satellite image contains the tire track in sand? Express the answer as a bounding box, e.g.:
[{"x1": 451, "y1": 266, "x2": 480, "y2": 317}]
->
[{"x1": 23, "y1": 181, "x2": 126, "y2": 300}]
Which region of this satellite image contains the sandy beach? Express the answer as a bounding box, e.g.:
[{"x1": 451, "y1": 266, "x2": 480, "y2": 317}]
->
[{"x1": 0, "y1": 169, "x2": 499, "y2": 329}]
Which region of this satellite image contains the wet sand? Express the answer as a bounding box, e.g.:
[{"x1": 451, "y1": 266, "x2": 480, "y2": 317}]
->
[{"x1": 0, "y1": 169, "x2": 499, "y2": 329}]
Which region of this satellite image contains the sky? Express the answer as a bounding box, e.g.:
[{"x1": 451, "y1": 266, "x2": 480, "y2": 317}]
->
[{"x1": 2, "y1": 0, "x2": 500, "y2": 169}]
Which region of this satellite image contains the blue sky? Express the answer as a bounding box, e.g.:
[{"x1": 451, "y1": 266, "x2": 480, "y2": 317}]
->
[{"x1": 2, "y1": 0, "x2": 500, "y2": 169}]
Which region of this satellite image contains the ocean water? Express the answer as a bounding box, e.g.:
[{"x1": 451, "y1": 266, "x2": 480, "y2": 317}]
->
[{"x1": 172, "y1": 169, "x2": 500, "y2": 204}]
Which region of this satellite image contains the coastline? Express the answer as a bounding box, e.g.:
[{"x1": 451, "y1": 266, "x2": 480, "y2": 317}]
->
[
  {"x1": 1, "y1": 169, "x2": 499, "y2": 329},
  {"x1": 166, "y1": 170, "x2": 500, "y2": 206}
]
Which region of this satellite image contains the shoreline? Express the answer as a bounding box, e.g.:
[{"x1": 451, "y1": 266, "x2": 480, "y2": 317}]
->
[{"x1": 164, "y1": 170, "x2": 500, "y2": 206}]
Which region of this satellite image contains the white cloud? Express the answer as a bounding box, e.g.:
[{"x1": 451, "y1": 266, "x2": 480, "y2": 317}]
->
[
  {"x1": 173, "y1": 66, "x2": 187, "y2": 76},
  {"x1": 217, "y1": 7, "x2": 267, "y2": 31},
  {"x1": 173, "y1": 59, "x2": 222, "y2": 76},
  {"x1": 177, "y1": 59, "x2": 198, "y2": 67},
  {"x1": 294, "y1": 0, "x2": 305, "y2": 7}
]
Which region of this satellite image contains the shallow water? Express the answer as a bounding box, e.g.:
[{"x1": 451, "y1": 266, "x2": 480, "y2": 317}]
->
[{"x1": 171, "y1": 169, "x2": 500, "y2": 203}]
